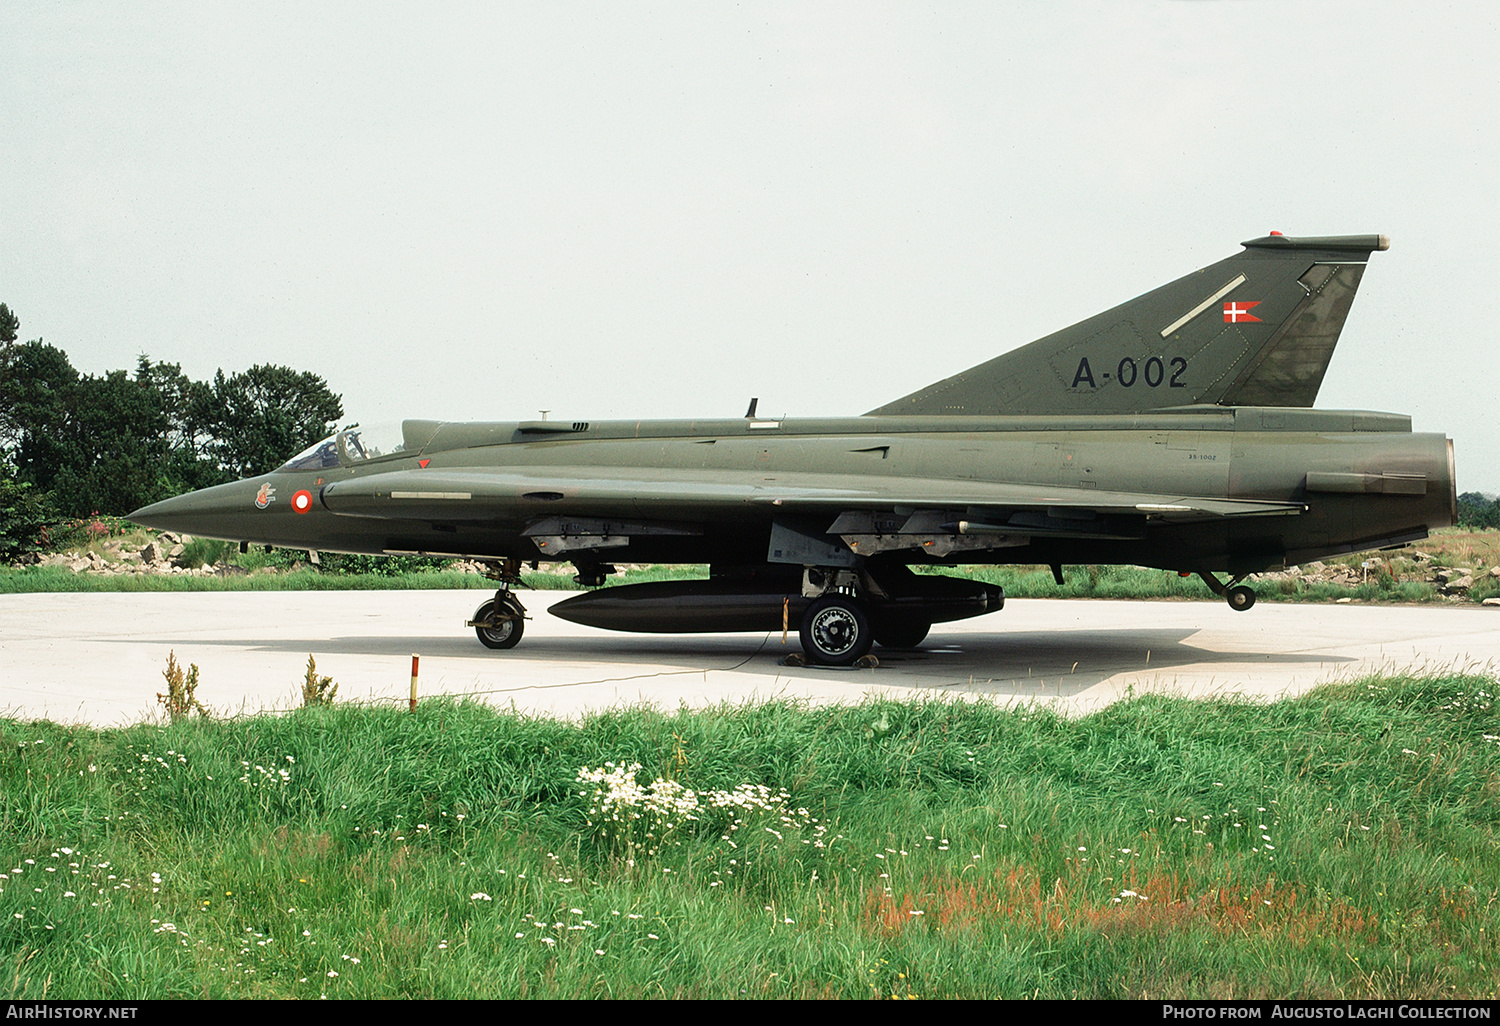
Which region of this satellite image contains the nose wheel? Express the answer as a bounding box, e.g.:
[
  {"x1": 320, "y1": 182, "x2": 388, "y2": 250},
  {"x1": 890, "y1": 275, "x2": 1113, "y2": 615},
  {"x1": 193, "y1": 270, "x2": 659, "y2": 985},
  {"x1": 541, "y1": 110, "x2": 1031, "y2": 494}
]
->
[
  {"x1": 1196, "y1": 569, "x2": 1257, "y2": 612},
  {"x1": 471, "y1": 595, "x2": 526, "y2": 649}
]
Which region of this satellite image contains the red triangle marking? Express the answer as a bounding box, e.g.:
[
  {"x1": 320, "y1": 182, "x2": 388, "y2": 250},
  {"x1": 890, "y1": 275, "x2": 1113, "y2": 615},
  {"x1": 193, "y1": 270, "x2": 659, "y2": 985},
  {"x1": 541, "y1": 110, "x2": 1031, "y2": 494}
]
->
[{"x1": 419, "y1": 459, "x2": 430, "y2": 468}]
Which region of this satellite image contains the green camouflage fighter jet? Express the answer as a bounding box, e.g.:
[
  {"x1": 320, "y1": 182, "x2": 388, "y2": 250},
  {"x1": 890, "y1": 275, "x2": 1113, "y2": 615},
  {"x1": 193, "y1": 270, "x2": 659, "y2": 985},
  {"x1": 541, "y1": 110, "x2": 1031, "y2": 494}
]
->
[{"x1": 131, "y1": 232, "x2": 1456, "y2": 666}]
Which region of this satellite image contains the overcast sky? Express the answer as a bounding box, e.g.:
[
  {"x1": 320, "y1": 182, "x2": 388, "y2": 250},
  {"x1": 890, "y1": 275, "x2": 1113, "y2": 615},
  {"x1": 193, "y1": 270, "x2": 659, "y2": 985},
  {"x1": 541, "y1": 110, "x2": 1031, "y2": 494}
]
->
[{"x1": 3, "y1": 2, "x2": 1496, "y2": 491}]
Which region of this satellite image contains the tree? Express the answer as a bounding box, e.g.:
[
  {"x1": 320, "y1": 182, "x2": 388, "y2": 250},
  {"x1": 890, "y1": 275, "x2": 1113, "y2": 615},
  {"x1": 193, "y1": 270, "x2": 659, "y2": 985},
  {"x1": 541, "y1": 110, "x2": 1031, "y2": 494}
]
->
[
  {"x1": 1, "y1": 341, "x2": 79, "y2": 482},
  {"x1": 1457, "y1": 492, "x2": 1500, "y2": 530},
  {"x1": 134, "y1": 356, "x2": 229, "y2": 493},
  {"x1": 2, "y1": 344, "x2": 184, "y2": 516},
  {"x1": 0, "y1": 464, "x2": 57, "y2": 561},
  {"x1": 47, "y1": 369, "x2": 173, "y2": 516},
  {"x1": 195, "y1": 365, "x2": 343, "y2": 479},
  {"x1": 0, "y1": 304, "x2": 32, "y2": 455}
]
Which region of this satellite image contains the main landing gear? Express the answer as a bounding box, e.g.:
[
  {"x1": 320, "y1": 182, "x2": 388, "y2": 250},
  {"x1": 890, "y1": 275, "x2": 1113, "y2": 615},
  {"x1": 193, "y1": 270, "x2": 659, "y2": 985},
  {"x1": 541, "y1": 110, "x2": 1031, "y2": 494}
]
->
[
  {"x1": 792, "y1": 562, "x2": 995, "y2": 666},
  {"x1": 1196, "y1": 569, "x2": 1257, "y2": 612},
  {"x1": 799, "y1": 593, "x2": 874, "y2": 666},
  {"x1": 795, "y1": 566, "x2": 928, "y2": 668},
  {"x1": 468, "y1": 558, "x2": 529, "y2": 649}
]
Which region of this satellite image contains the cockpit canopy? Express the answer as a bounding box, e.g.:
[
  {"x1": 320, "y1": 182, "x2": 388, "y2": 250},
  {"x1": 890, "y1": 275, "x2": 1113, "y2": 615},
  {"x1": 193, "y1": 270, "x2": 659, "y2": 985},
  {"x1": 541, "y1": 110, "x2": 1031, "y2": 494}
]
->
[
  {"x1": 276, "y1": 421, "x2": 441, "y2": 473},
  {"x1": 278, "y1": 436, "x2": 341, "y2": 472}
]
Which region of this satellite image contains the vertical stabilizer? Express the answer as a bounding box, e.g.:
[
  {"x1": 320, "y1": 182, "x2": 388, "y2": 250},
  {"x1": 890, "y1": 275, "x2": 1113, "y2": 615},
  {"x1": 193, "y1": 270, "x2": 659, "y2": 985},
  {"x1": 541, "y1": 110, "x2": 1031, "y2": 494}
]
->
[{"x1": 868, "y1": 234, "x2": 1389, "y2": 416}]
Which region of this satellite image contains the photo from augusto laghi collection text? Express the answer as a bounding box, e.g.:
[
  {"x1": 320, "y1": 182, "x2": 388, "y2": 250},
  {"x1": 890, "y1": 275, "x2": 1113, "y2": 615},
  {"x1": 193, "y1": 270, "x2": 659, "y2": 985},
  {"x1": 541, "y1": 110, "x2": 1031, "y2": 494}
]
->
[{"x1": 1161, "y1": 1005, "x2": 1493, "y2": 1020}]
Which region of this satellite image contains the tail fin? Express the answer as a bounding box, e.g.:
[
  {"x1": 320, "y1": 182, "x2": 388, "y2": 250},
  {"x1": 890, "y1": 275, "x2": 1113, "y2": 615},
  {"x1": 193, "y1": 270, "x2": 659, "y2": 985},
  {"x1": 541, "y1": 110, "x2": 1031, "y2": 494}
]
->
[{"x1": 867, "y1": 233, "x2": 1389, "y2": 416}]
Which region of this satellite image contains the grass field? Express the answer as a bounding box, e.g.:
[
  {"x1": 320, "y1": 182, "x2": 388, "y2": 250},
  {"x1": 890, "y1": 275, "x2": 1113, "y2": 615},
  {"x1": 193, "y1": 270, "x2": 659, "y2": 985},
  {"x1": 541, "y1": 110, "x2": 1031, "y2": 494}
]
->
[{"x1": 5, "y1": 674, "x2": 1499, "y2": 999}]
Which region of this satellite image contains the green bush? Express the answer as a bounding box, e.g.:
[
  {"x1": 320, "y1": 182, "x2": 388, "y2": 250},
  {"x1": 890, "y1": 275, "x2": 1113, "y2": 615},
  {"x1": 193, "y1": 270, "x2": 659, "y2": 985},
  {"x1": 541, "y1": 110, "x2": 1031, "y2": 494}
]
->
[
  {"x1": 261, "y1": 547, "x2": 454, "y2": 576},
  {"x1": 34, "y1": 513, "x2": 132, "y2": 553},
  {"x1": 0, "y1": 472, "x2": 58, "y2": 561},
  {"x1": 177, "y1": 537, "x2": 233, "y2": 568}
]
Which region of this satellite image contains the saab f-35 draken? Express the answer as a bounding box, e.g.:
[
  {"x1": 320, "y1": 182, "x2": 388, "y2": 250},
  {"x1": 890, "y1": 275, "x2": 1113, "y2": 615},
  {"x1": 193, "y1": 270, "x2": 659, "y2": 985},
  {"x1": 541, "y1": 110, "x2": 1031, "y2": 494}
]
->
[{"x1": 131, "y1": 233, "x2": 1456, "y2": 665}]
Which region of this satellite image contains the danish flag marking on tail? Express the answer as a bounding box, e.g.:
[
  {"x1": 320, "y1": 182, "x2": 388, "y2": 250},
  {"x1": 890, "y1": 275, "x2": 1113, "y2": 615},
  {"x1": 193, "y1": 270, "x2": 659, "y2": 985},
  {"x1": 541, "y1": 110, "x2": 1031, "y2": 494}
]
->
[{"x1": 1223, "y1": 301, "x2": 1262, "y2": 323}]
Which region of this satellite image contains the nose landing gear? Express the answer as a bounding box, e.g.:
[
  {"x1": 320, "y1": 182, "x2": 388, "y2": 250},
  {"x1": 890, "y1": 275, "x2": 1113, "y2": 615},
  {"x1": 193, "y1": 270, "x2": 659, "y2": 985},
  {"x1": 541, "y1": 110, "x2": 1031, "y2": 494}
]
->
[
  {"x1": 468, "y1": 558, "x2": 530, "y2": 649},
  {"x1": 1196, "y1": 569, "x2": 1257, "y2": 612}
]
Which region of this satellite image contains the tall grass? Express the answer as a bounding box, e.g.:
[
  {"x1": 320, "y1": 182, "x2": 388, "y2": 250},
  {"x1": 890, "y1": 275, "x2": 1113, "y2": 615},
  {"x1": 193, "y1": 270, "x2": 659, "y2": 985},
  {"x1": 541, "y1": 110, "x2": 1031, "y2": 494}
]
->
[
  {"x1": 0, "y1": 563, "x2": 707, "y2": 594},
  {"x1": 4, "y1": 673, "x2": 1499, "y2": 999},
  {"x1": 919, "y1": 563, "x2": 1456, "y2": 603},
  {"x1": 0, "y1": 565, "x2": 495, "y2": 593}
]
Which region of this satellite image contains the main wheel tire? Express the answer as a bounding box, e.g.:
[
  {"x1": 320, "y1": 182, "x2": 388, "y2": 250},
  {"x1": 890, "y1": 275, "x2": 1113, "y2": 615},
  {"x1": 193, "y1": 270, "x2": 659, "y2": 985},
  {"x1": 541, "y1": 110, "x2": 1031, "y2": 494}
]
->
[
  {"x1": 799, "y1": 595, "x2": 873, "y2": 666},
  {"x1": 874, "y1": 618, "x2": 930, "y2": 649},
  {"x1": 474, "y1": 597, "x2": 525, "y2": 649},
  {"x1": 1226, "y1": 585, "x2": 1256, "y2": 612}
]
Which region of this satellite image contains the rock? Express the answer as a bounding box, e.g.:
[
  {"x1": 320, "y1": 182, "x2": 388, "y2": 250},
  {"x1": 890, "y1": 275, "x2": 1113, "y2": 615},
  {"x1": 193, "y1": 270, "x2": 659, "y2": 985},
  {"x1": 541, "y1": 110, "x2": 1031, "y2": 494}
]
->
[
  {"x1": 140, "y1": 542, "x2": 159, "y2": 563},
  {"x1": 37, "y1": 549, "x2": 126, "y2": 573},
  {"x1": 1490, "y1": 565, "x2": 1500, "y2": 579},
  {"x1": 1483, "y1": 597, "x2": 1500, "y2": 607}
]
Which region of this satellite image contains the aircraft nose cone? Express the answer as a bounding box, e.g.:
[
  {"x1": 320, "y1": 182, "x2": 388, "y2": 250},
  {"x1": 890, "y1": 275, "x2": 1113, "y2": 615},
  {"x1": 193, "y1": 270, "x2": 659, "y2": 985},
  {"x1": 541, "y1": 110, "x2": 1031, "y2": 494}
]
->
[
  {"x1": 128, "y1": 478, "x2": 271, "y2": 537},
  {"x1": 128, "y1": 494, "x2": 193, "y2": 530}
]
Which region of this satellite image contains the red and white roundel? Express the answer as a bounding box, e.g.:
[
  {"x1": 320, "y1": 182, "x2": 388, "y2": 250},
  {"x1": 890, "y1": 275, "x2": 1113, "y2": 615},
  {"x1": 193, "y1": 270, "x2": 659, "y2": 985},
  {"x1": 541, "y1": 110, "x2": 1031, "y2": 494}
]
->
[{"x1": 291, "y1": 489, "x2": 314, "y2": 514}]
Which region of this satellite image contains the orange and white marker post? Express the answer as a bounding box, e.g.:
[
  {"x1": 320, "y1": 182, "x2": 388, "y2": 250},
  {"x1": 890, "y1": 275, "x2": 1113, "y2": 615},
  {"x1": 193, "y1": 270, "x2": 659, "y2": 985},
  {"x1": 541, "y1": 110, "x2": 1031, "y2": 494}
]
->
[{"x1": 409, "y1": 654, "x2": 419, "y2": 712}]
